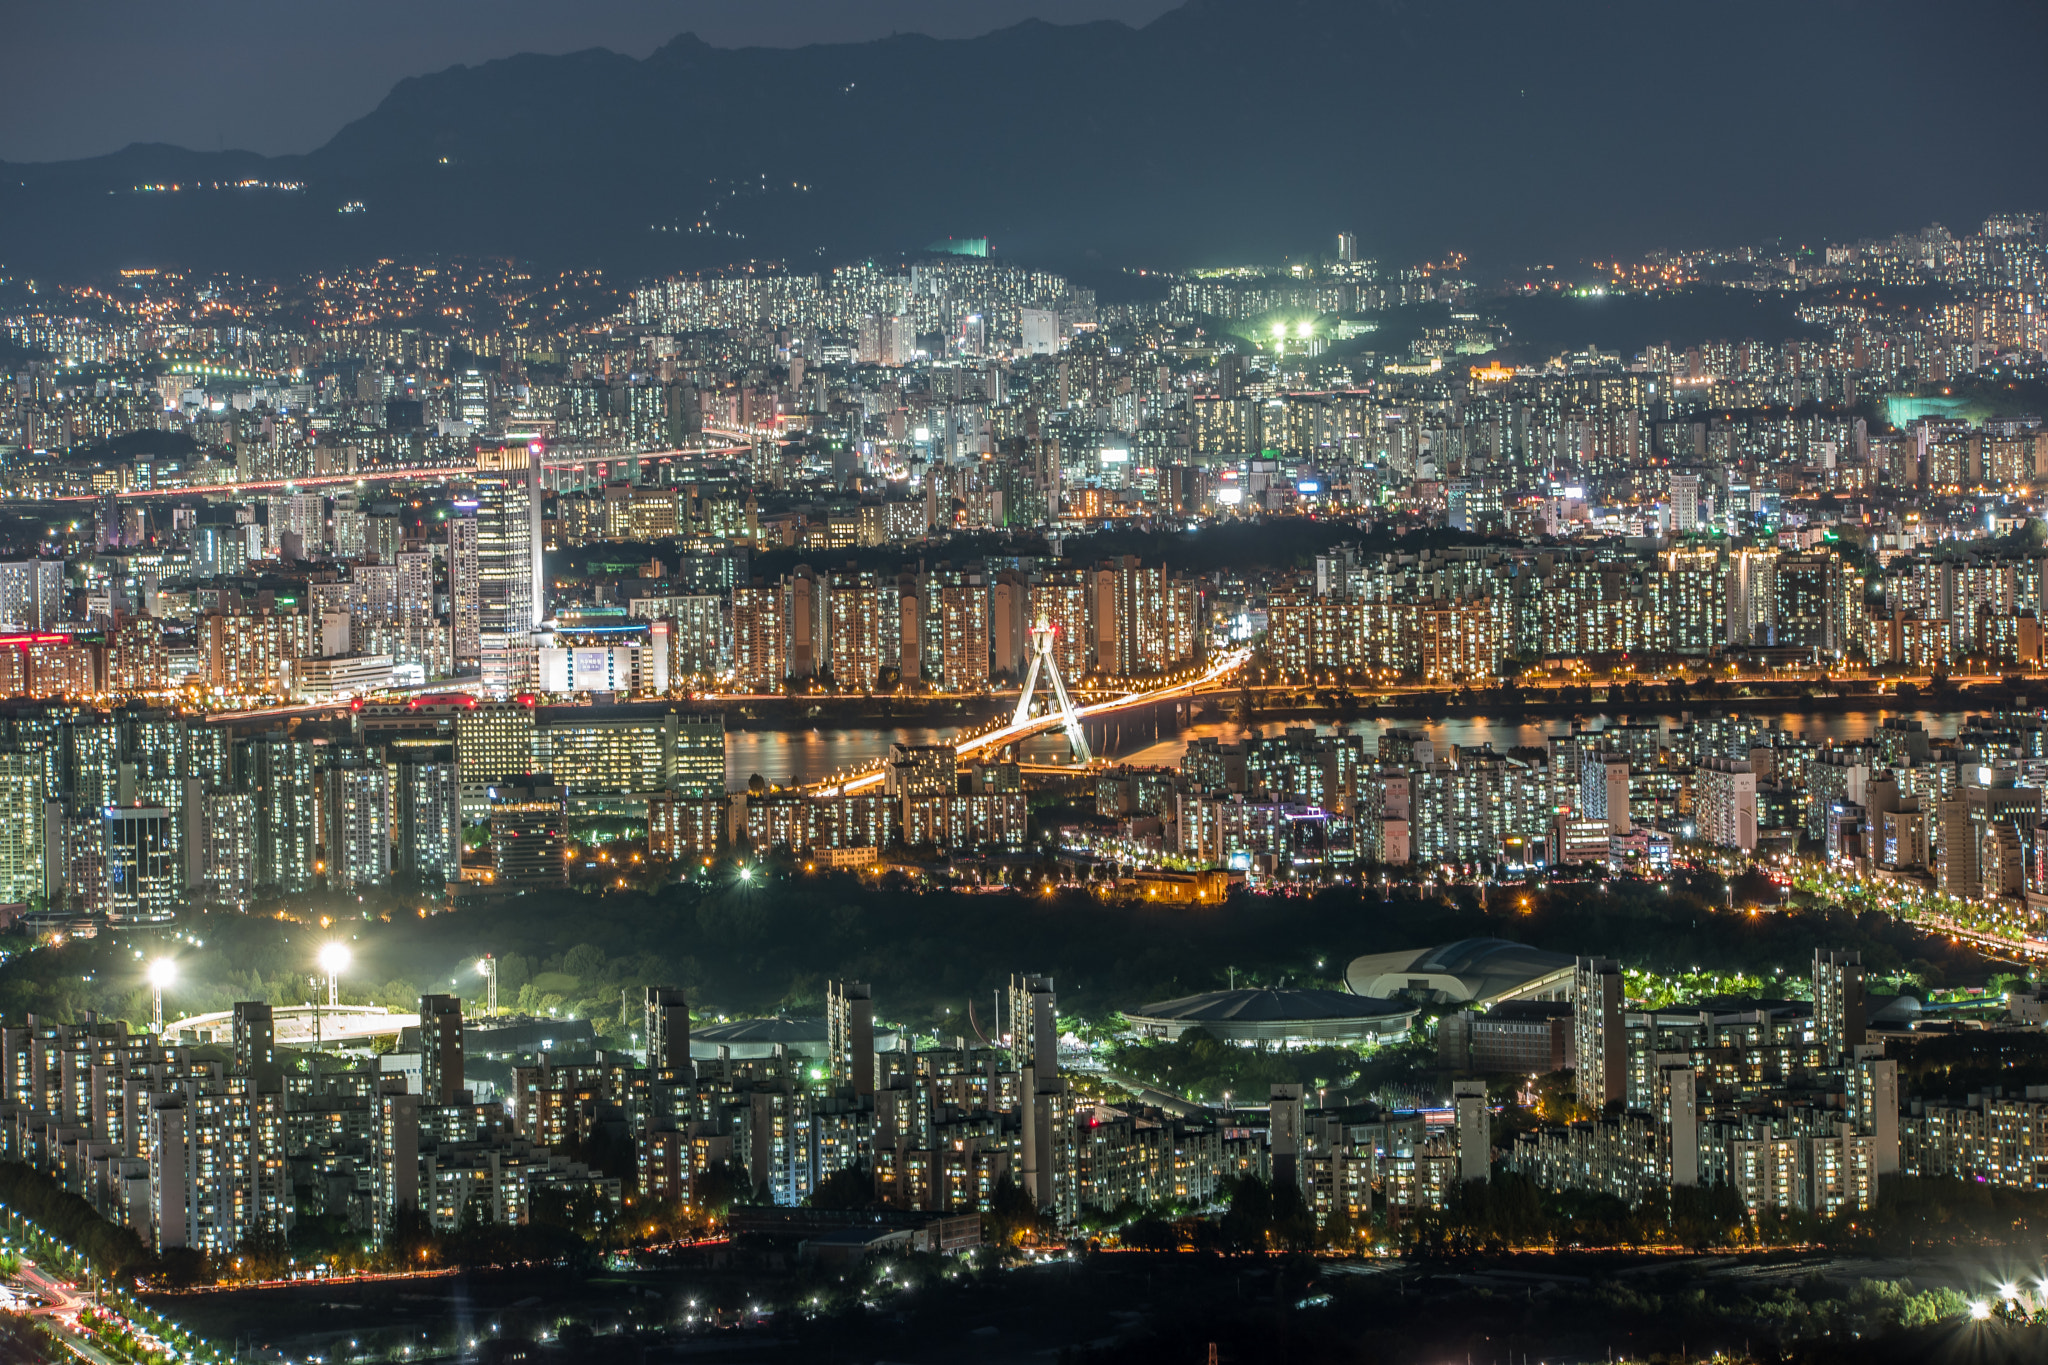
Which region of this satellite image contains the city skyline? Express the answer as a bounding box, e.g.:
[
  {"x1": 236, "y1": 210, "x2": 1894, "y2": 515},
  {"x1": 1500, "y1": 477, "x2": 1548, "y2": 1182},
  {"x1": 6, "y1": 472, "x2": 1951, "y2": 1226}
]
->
[{"x1": 3, "y1": 6, "x2": 2048, "y2": 1362}]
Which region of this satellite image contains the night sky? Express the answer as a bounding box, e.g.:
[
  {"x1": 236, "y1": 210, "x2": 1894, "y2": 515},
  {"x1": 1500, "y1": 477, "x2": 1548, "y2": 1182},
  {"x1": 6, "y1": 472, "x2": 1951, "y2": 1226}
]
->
[{"x1": 0, "y1": 0, "x2": 1177, "y2": 163}]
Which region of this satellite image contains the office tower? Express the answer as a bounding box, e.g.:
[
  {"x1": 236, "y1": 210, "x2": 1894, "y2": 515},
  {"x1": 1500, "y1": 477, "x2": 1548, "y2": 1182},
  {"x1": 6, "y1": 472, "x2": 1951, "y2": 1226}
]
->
[
  {"x1": 321, "y1": 746, "x2": 390, "y2": 892},
  {"x1": 1336, "y1": 230, "x2": 1357, "y2": 264},
  {"x1": 490, "y1": 779, "x2": 567, "y2": 886},
  {"x1": 1813, "y1": 950, "x2": 1866, "y2": 1064},
  {"x1": 0, "y1": 750, "x2": 44, "y2": 904},
  {"x1": 455, "y1": 702, "x2": 537, "y2": 784},
  {"x1": 390, "y1": 742, "x2": 461, "y2": 887},
  {"x1": 672, "y1": 711, "x2": 725, "y2": 798},
  {"x1": 475, "y1": 445, "x2": 544, "y2": 694},
  {"x1": 237, "y1": 732, "x2": 316, "y2": 895},
  {"x1": 1573, "y1": 957, "x2": 1624, "y2": 1110},
  {"x1": 457, "y1": 368, "x2": 491, "y2": 429},
  {"x1": 538, "y1": 708, "x2": 686, "y2": 794},
  {"x1": 102, "y1": 806, "x2": 178, "y2": 923},
  {"x1": 826, "y1": 980, "x2": 874, "y2": 1096},
  {"x1": 644, "y1": 985, "x2": 691, "y2": 1082},
  {"x1": 418, "y1": 994, "x2": 465, "y2": 1105},
  {"x1": 447, "y1": 514, "x2": 480, "y2": 672}
]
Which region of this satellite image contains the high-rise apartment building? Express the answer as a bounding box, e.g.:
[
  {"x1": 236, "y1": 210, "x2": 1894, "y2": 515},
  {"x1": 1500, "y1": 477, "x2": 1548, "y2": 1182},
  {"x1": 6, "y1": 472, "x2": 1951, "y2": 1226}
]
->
[
  {"x1": 1089, "y1": 557, "x2": 1197, "y2": 678},
  {"x1": 1578, "y1": 752, "x2": 1631, "y2": 835},
  {"x1": 1573, "y1": 957, "x2": 1624, "y2": 1111},
  {"x1": 237, "y1": 732, "x2": 316, "y2": 895},
  {"x1": 731, "y1": 585, "x2": 787, "y2": 691},
  {"x1": 826, "y1": 980, "x2": 874, "y2": 1096},
  {"x1": 1773, "y1": 552, "x2": 1845, "y2": 658},
  {"x1": 419, "y1": 994, "x2": 466, "y2": 1106},
  {"x1": 0, "y1": 560, "x2": 66, "y2": 631},
  {"x1": 390, "y1": 742, "x2": 461, "y2": 887},
  {"x1": 644, "y1": 985, "x2": 691, "y2": 1083},
  {"x1": 932, "y1": 572, "x2": 990, "y2": 693},
  {"x1": 321, "y1": 746, "x2": 390, "y2": 892},
  {"x1": 1695, "y1": 756, "x2": 1758, "y2": 853},
  {"x1": 447, "y1": 514, "x2": 480, "y2": 672},
  {"x1": 824, "y1": 570, "x2": 903, "y2": 691},
  {"x1": 1813, "y1": 949, "x2": 1866, "y2": 1064},
  {"x1": 1028, "y1": 571, "x2": 1091, "y2": 683},
  {"x1": 0, "y1": 750, "x2": 44, "y2": 905},
  {"x1": 184, "y1": 784, "x2": 256, "y2": 908}
]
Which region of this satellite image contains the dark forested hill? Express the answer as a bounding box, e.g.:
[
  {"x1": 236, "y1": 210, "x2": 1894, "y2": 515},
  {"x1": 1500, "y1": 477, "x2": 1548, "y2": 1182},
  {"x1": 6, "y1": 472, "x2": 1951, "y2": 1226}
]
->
[{"x1": 4, "y1": 0, "x2": 2044, "y2": 278}]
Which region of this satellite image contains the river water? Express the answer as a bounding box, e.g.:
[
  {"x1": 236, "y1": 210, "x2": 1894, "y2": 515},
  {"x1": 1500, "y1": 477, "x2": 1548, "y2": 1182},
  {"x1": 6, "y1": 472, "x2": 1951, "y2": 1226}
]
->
[{"x1": 725, "y1": 709, "x2": 1980, "y2": 790}]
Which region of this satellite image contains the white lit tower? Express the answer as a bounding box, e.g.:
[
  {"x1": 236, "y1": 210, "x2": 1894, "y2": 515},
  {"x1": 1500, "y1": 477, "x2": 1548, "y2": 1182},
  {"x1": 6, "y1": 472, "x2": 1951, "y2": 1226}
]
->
[{"x1": 1012, "y1": 617, "x2": 1090, "y2": 763}]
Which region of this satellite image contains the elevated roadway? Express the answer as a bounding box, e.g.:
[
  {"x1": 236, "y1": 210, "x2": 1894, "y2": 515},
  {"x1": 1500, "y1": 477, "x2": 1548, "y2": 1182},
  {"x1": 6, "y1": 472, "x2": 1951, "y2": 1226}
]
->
[{"x1": 52, "y1": 432, "x2": 761, "y2": 502}]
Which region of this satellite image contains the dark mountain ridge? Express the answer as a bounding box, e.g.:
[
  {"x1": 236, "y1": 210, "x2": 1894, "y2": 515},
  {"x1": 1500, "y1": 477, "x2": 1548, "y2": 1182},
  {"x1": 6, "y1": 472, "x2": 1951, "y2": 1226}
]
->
[{"x1": 3, "y1": 0, "x2": 2043, "y2": 281}]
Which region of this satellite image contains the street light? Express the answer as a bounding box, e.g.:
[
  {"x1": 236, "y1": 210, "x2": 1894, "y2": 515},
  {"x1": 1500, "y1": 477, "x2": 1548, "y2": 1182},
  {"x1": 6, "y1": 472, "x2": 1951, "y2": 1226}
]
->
[{"x1": 147, "y1": 959, "x2": 175, "y2": 1034}]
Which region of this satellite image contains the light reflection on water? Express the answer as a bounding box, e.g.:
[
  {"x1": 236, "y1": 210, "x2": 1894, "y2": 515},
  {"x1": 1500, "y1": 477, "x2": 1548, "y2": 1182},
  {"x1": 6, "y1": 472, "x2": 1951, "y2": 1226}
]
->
[{"x1": 725, "y1": 709, "x2": 1978, "y2": 790}]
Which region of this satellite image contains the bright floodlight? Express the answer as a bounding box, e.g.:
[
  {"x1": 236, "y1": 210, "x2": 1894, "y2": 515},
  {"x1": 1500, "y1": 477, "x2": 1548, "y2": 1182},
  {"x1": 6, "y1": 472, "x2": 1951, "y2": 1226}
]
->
[
  {"x1": 1999, "y1": 1283, "x2": 2018, "y2": 1301},
  {"x1": 739, "y1": 866, "x2": 754, "y2": 882},
  {"x1": 317, "y1": 943, "x2": 351, "y2": 975},
  {"x1": 147, "y1": 959, "x2": 176, "y2": 988},
  {"x1": 476, "y1": 959, "x2": 493, "y2": 976},
  {"x1": 1969, "y1": 1300, "x2": 1992, "y2": 1321},
  {"x1": 1270, "y1": 322, "x2": 1286, "y2": 341},
  {"x1": 1296, "y1": 320, "x2": 1313, "y2": 338}
]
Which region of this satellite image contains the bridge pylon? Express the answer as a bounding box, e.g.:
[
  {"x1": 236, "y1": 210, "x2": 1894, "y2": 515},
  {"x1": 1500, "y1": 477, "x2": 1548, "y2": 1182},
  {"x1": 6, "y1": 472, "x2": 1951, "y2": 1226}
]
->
[{"x1": 1012, "y1": 617, "x2": 1091, "y2": 764}]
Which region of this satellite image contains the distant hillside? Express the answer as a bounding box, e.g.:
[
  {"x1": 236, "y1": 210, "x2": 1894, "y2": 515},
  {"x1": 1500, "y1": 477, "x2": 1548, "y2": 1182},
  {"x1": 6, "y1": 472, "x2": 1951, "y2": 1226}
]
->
[{"x1": 3, "y1": 0, "x2": 2044, "y2": 279}]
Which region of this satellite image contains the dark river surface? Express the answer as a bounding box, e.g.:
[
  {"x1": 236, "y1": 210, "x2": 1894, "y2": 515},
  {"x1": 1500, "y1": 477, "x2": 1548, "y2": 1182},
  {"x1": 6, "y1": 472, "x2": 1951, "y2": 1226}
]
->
[{"x1": 722, "y1": 709, "x2": 1977, "y2": 791}]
